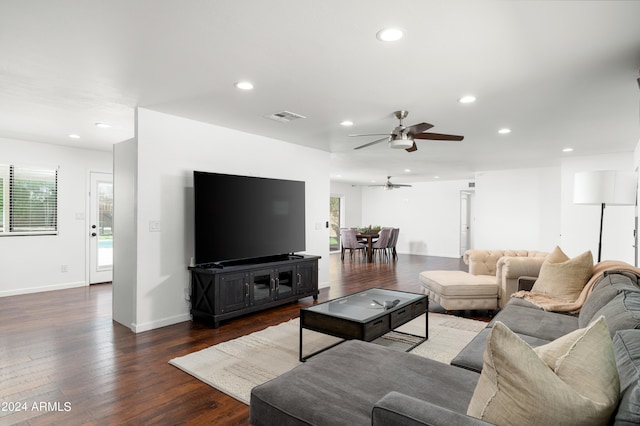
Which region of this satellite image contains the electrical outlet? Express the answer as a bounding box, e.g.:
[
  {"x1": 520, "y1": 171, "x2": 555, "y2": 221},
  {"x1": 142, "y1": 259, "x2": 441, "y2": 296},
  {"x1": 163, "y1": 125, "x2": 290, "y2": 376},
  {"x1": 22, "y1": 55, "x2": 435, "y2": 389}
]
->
[
  {"x1": 61, "y1": 265, "x2": 68, "y2": 273},
  {"x1": 149, "y1": 220, "x2": 161, "y2": 232}
]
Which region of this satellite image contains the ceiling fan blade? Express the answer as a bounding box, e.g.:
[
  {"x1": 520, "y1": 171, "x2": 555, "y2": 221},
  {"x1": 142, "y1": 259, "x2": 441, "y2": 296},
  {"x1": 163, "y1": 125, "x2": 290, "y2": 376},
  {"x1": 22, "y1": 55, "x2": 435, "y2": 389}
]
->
[
  {"x1": 405, "y1": 122, "x2": 434, "y2": 136},
  {"x1": 392, "y1": 184, "x2": 412, "y2": 187},
  {"x1": 405, "y1": 141, "x2": 418, "y2": 152},
  {"x1": 349, "y1": 133, "x2": 392, "y2": 137},
  {"x1": 354, "y1": 137, "x2": 389, "y2": 150},
  {"x1": 413, "y1": 132, "x2": 464, "y2": 141}
]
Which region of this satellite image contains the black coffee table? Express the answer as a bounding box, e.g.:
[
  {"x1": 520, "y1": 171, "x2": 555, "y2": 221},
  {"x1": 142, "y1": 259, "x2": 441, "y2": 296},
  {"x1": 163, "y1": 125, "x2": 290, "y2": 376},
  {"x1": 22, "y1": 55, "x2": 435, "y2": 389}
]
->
[{"x1": 299, "y1": 288, "x2": 428, "y2": 362}]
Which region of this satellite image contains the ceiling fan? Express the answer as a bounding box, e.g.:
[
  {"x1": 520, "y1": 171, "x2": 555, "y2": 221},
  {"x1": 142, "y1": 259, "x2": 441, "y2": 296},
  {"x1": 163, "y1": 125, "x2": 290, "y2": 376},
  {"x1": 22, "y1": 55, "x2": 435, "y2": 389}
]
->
[
  {"x1": 369, "y1": 176, "x2": 412, "y2": 190},
  {"x1": 350, "y1": 110, "x2": 464, "y2": 152}
]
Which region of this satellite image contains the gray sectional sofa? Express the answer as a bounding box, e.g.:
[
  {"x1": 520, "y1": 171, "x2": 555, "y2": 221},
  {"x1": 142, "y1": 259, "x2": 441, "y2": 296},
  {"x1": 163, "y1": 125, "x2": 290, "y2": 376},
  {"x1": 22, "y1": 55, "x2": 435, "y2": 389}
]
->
[{"x1": 250, "y1": 270, "x2": 640, "y2": 425}]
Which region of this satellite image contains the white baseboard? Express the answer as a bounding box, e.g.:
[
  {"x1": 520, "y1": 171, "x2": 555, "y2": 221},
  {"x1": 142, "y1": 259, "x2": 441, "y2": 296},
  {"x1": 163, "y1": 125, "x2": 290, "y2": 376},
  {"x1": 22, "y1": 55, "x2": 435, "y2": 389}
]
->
[
  {"x1": 0, "y1": 281, "x2": 87, "y2": 298},
  {"x1": 131, "y1": 312, "x2": 191, "y2": 333}
]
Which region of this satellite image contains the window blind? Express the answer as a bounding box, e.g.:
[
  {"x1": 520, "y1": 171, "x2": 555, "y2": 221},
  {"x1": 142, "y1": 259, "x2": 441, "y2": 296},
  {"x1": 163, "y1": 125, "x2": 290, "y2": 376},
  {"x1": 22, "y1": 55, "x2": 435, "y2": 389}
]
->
[{"x1": 0, "y1": 164, "x2": 58, "y2": 235}]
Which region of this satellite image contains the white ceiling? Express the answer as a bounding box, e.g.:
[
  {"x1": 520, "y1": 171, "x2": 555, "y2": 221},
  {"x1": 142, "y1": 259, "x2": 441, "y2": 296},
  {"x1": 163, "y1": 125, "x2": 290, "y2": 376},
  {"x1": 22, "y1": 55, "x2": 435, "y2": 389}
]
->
[{"x1": 1, "y1": 1, "x2": 639, "y2": 184}]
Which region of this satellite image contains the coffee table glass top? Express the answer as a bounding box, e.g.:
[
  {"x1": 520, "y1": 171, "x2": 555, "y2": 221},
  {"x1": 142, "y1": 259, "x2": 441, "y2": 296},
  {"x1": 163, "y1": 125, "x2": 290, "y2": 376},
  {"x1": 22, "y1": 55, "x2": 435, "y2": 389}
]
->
[{"x1": 302, "y1": 288, "x2": 423, "y2": 322}]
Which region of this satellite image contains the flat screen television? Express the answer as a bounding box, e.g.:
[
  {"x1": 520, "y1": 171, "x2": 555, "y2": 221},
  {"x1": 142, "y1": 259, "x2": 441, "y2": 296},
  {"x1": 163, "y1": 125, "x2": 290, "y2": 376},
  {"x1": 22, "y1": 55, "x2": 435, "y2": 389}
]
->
[{"x1": 193, "y1": 171, "x2": 306, "y2": 265}]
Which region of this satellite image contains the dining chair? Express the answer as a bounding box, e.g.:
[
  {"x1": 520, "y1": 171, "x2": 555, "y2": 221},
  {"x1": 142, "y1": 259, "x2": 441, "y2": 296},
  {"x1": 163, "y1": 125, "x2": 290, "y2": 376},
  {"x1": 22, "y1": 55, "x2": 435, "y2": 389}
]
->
[
  {"x1": 371, "y1": 227, "x2": 392, "y2": 261},
  {"x1": 340, "y1": 228, "x2": 366, "y2": 261},
  {"x1": 387, "y1": 228, "x2": 399, "y2": 260}
]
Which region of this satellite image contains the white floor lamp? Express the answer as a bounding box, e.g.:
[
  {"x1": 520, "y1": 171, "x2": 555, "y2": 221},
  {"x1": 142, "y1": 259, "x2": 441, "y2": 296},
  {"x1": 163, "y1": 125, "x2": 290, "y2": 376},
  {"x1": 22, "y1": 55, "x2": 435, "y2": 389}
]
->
[{"x1": 573, "y1": 170, "x2": 637, "y2": 263}]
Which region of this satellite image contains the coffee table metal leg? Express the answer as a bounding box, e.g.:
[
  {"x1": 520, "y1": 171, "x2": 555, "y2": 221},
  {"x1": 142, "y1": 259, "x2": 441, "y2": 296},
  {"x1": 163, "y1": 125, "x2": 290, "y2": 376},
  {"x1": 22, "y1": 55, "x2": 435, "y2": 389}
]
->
[
  {"x1": 299, "y1": 326, "x2": 345, "y2": 362},
  {"x1": 299, "y1": 320, "x2": 303, "y2": 362}
]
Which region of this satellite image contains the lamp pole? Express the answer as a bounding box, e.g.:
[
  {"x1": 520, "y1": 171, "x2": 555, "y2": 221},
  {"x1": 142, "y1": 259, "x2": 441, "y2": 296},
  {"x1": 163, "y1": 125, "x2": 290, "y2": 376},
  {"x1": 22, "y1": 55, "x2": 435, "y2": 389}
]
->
[{"x1": 598, "y1": 202, "x2": 605, "y2": 263}]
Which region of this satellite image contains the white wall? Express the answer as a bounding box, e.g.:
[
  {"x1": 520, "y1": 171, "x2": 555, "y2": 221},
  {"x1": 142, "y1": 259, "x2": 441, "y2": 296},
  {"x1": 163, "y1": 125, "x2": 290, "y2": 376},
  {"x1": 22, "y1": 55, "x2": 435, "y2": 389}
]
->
[
  {"x1": 356, "y1": 153, "x2": 636, "y2": 263},
  {"x1": 330, "y1": 181, "x2": 362, "y2": 228},
  {"x1": 560, "y1": 152, "x2": 636, "y2": 263},
  {"x1": 474, "y1": 167, "x2": 561, "y2": 251},
  {"x1": 0, "y1": 137, "x2": 112, "y2": 296},
  {"x1": 120, "y1": 108, "x2": 331, "y2": 332},
  {"x1": 361, "y1": 180, "x2": 472, "y2": 257}
]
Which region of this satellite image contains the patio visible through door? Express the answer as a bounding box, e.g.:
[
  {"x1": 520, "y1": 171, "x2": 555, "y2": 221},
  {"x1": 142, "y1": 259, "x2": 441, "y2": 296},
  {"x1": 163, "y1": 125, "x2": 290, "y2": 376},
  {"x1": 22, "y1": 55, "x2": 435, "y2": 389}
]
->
[
  {"x1": 90, "y1": 172, "x2": 113, "y2": 284},
  {"x1": 330, "y1": 196, "x2": 341, "y2": 252}
]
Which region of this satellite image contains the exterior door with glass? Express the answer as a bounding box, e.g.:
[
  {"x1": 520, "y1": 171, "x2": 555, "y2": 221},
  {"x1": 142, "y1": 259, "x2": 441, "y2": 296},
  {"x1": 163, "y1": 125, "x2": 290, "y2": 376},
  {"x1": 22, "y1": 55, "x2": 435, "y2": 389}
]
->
[{"x1": 89, "y1": 172, "x2": 113, "y2": 284}]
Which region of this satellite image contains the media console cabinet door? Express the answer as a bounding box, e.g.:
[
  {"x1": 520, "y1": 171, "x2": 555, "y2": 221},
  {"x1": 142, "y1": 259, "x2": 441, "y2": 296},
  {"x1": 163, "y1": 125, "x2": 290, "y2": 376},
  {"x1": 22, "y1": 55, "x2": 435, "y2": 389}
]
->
[
  {"x1": 217, "y1": 272, "x2": 249, "y2": 313},
  {"x1": 297, "y1": 261, "x2": 317, "y2": 294}
]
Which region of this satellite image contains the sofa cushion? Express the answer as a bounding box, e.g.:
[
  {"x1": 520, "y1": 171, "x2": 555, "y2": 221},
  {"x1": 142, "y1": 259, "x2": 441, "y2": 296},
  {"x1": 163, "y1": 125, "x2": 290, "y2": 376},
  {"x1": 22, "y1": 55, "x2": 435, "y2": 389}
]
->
[
  {"x1": 613, "y1": 330, "x2": 640, "y2": 424},
  {"x1": 531, "y1": 246, "x2": 593, "y2": 302},
  {"x1": 579, "y1": 272, "x2": 625, "y2": 327},
  {"x1": 250, "y1": 340, "x2": 480, "y2": 426},
  {"x1": 467, "y1": 317, "x2": 619, "y2": 426},
  {"x1": 486, "y1": 300, "x2": 579, "y2": 341},
  {"x1": 451, "y1": 328, "x2": 553, "y2": 373},
  {"x1": 589, "y1": 291, "x2": 640, "y2": 337}
]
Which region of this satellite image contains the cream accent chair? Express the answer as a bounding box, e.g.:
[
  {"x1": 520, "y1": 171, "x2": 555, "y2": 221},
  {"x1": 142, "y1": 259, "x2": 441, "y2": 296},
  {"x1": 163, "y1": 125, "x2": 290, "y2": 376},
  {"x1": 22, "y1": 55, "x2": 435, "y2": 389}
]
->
[{"x1": 463, "y1": 249, "x2": 548, "y2": 308}]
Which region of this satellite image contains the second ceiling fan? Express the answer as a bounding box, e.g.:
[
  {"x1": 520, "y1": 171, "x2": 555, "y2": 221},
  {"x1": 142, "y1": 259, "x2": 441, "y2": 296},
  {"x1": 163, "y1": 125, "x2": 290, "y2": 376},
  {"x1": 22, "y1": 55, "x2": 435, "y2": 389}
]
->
[{"x1": 351, "y1": 110, "x2": 464, "y2": 152}]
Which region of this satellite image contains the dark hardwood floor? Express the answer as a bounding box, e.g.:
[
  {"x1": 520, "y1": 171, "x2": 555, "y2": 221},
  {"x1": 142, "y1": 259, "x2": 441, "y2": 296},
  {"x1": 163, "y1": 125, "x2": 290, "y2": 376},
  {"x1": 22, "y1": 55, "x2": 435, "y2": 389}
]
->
[{"x1": 0, "y1": 253, "x2": 482, "y2": 425}]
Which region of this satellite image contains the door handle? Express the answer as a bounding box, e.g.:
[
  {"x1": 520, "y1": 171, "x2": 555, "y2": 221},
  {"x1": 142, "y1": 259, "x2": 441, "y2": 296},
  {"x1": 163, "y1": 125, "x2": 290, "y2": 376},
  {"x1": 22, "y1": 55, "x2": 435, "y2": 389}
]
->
[{"x1": 91, "y1": 232, "x2": 97, "y2": 237}]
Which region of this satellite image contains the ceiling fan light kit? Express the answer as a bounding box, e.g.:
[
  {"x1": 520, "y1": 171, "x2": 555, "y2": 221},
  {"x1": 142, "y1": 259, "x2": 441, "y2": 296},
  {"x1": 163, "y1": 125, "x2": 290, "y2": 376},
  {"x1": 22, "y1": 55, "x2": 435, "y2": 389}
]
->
[
  {"x1": 350, "y1": 110, "x2": 463, "y2": 152},
  {"x1": 389, "y1": 137, "x2": 414, "y2": 149}
]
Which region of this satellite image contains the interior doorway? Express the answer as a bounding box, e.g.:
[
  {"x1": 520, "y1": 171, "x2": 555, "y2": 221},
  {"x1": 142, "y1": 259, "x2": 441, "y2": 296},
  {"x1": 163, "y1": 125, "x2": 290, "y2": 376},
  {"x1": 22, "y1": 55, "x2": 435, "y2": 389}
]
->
[
  {"x1": 460, "y1": 190, "x2": 475, "y2": 256},
  {"x1": 89, "y1": 172, "x2": 113, "y2": 284}
]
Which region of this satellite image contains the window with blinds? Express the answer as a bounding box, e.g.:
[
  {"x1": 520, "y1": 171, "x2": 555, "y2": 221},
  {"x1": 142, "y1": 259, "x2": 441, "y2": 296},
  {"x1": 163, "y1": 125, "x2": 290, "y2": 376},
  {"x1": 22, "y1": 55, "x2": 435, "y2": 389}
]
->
[{"x1": 0, "y1": 165, "x2": 58, "y2": 235}]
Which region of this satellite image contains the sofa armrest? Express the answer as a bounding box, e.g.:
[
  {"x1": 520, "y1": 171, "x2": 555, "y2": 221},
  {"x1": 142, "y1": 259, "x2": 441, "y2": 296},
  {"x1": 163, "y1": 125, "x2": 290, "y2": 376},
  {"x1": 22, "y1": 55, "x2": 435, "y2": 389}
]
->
[
  {"x1": 372, "y1": 391, "x2": 493, "y2": 426},
  {"x1": 495, "y1": 256, "x2": 546, "y2": 308}
]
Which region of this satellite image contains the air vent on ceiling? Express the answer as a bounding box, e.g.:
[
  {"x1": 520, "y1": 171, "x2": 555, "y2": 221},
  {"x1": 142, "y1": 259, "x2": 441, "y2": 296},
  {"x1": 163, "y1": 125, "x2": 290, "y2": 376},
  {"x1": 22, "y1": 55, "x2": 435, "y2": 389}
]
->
[
  {"x1": 468, "y1": 182, "x2": 476, "y2": 188},
  {"x1": 264, "y1": 110, "x2": 307, "y2": 123}
]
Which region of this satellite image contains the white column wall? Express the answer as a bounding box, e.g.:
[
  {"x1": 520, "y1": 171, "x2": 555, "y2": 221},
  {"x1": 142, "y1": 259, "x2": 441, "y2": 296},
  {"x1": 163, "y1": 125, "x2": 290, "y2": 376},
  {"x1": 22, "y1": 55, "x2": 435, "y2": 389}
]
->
[
  {"x1": 128, "y1": 108, "x2": 331, "y2": 332},
  {"x1": 330, "y1": 181, "x2": 363, "y2": 229},
  {"x1": 0, "y1": 137, "x2": 112, "y2": 296}
]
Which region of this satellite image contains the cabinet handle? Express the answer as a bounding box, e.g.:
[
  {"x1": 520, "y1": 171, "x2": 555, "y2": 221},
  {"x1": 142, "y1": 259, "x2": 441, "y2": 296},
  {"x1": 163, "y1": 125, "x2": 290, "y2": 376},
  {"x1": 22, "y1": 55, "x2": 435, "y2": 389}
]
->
[
  {"x1": 397, "y1": 310, "x2": 406, "y2": 315},
  {"x1": 245, "y1": 283, "x2": 249, "y2": 298},
  {"x1": 275, "y1": 278, "x2": 279, "y2": 292},
  {"x1": 297, "y1": 273, "x2": 301, "y2": 285},
  {"x1": 373, "y1": 320, "x2": 383, "y2": 326}
]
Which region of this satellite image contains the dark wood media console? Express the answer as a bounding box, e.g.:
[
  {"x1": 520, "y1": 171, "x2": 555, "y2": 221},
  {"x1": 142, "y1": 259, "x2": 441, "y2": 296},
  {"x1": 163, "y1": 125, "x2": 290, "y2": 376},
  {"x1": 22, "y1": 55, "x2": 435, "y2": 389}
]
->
[{"x1": 189, "y1": 254, "x2": 320, "y2": 328}]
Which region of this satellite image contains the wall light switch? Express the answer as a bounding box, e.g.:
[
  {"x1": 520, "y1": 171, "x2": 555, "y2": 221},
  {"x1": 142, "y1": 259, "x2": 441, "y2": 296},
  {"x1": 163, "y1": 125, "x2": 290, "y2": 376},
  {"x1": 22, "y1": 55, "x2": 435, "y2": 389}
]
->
[{"x1": 149, "y1": 220, "x2": 161, "y2": 232}]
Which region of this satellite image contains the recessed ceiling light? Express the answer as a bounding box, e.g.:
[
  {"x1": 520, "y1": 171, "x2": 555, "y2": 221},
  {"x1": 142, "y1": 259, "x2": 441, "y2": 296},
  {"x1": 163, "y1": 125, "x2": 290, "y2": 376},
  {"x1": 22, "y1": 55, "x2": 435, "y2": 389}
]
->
[
  {"x1": 95, "y1": 122, "x2": 111, "y2": 129},
  {"x1": 404, "y1": 169, "x2": 411, "y2": 173},
  {"x1": 234, "y1": 81, "x2": 254, "y2": 90},
  {"x1": 562, "y1": 147, "x2": 574, "y2": 152},
  {"x1": 340, "y1": 120, "x2": 354, "y2": 127},
  {"x1": 498, "y1": 128, "x2": 511, "y2": 134},
  {"x1": 458, "y1": 95, "x2": 476, "y2": 104},
  {"x1": 434, "y1": 176, "x2": 440, "y2": 179},
  {"x1": 376, "y1": 28, "x2": 403, "y2": 42},
  {"x1": 68, "y1": 134, "x2": 80, "y2": 139}
]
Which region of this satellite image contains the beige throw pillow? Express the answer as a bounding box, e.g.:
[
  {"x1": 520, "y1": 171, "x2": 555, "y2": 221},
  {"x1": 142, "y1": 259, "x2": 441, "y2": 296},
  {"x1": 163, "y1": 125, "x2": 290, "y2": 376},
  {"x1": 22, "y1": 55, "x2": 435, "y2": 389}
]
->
[
  {"x1": 530, "y1": 246, "x2": 593, "y2": 301},
  {"x1": 467, "y1": 316, "x2": 619, "y2": 426}
]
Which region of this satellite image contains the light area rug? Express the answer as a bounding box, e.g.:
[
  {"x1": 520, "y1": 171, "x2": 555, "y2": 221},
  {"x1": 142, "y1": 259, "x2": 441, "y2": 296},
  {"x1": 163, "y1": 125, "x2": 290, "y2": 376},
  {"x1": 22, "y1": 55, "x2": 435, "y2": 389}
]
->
[{"x1": 169, "y1": 313, "x2": 486, "y2": 404}]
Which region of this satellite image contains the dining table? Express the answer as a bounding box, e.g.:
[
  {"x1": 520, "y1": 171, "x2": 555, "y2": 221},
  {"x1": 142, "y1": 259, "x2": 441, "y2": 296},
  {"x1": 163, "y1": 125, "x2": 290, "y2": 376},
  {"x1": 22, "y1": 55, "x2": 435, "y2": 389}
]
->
[{"x1": 356, "y1": 232, "x2": 379, "y2": 262}]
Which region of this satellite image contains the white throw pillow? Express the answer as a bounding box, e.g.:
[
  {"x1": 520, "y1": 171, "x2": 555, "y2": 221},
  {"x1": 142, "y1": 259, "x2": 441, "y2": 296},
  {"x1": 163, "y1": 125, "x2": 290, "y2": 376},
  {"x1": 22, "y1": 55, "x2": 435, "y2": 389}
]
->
[{"x1": 531, "y1": 246, "x2": 593, "y2": 302}]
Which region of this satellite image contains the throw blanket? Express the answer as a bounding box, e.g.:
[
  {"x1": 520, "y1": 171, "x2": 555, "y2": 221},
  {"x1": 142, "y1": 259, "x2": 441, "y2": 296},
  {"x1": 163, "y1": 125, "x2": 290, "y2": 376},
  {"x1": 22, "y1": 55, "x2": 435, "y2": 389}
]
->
[{"x1": 512, "y1": 260, "x2": 640, "y2": 313}]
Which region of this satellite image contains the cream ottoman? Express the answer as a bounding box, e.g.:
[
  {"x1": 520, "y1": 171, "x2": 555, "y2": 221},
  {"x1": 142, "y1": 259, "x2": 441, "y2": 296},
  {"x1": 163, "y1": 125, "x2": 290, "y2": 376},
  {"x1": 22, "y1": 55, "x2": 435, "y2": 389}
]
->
[{"x1": 419, "y1": 270, "x2": 498, "y2": 313}]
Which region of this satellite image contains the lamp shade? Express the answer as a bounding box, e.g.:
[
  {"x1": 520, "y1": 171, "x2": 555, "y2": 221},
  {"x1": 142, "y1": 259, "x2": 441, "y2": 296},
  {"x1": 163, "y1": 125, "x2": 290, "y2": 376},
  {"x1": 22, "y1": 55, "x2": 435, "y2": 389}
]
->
[{"x1": 573, "y1": 171, "x2": 637, "y2": 206}]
